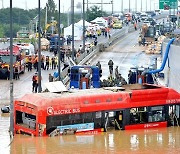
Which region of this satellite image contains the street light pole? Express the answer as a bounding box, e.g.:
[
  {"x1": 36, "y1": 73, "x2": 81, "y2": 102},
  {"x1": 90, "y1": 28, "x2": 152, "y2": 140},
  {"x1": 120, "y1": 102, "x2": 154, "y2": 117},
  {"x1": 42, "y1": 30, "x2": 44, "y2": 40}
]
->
[
  {"x1": 129, "y1": 0, "x2": 130, "y2": 12},
  {"x1": 83, "y1": 0, "x2": 85, "y2": 54},
  {"x1": 10, "y1": 0, "x2": 14, "y2": 138},
  {"x1": 71, "y1": 0, "x2": 75, "y2": 61},
  {"x1": 135, "y1": 0, "x2": 137, "y2": 12},
  {"x1": 111, "y1": 0, "x2": 114, "y2": 14},
  {"x1": 146, "y1": 0, "x2": 147, "y2": 12},
  {"x1": 121, "y1": 0, "x2": 123, "y2": 13},
  {"x1": 38, "y1": 0, "x2": 42, "y2": 93},
  {"x1": 58, "y1": 0, "x2": 61, "y2": 81},
  {"x1": 141, "y1": 0, "x2": 142, "y2": 12}
]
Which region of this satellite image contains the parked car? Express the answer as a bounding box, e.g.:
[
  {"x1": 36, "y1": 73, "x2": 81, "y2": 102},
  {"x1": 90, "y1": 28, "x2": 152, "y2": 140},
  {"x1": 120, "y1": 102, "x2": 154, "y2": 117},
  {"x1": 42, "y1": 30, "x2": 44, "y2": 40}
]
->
[
  {"x1": 145, "y1": 18, "x2": 156, "y2": 26},
  {"x1": 140, "y1": 13, "x2": 148, "y2": 21},
  {"x1": 113, "y1": 21, "x2": 122, "y2": 29}
]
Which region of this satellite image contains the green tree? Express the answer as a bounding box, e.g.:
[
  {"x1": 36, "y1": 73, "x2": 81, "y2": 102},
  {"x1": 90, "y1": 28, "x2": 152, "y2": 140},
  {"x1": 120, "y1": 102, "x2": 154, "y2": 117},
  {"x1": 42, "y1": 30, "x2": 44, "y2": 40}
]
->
[
  {"x1": 47, "y1": 0, "x2": 57, "y2": 22},
  {"x1": 86, "y1": 5, "x2": 108, "y2": 22},
  {"x1": 0, "y1": 25, "x2": 5, "y2": 37}
]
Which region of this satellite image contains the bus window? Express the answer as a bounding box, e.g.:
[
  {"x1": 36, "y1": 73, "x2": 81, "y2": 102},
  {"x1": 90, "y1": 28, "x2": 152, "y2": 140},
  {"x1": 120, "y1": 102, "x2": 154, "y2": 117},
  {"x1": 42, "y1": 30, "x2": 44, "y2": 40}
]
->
[
  {"x1": 16, "y1": 111, "x2": 36, "y2": 129},
  {"x1": 130, "y1": 107, "x2": 148, "y2": 124},
  {"x1": 148, "y1": 106, "x2": 165, "y2": 122}
]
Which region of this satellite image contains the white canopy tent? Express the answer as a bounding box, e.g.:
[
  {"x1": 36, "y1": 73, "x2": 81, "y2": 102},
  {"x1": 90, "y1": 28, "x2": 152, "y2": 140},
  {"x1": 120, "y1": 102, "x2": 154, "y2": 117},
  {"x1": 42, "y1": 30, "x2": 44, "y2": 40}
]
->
[
  {"x1": 64, "y1": 24, "x2": 83, "y2": 40},
  {"x1": 64, "y1": 20, "x2": 91, "y2": 41},
  {"x1": 75, "y1": 20, "x2": 91, "y2": 28},
  {"x1": 91, "y1": 17, "x2": 108, "y2": 27}
]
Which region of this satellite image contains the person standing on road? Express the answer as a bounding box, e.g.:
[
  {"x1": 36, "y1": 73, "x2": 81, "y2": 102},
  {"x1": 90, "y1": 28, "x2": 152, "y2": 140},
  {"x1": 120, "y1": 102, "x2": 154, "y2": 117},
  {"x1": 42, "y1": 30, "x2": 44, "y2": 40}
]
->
[
  {"x1": 108, "y1": 59, "x2": 114, "y2": 75},
  {"x1": 49, "y1": 73, "x2": 54, "y2": 82},
  {"x1": 134, "y1": 22, "x2": 137, "y2": 31},
  {"x1": 51, "y1": 57, "x2": 55, "y2": 69},
  {"x1": 14, "y1": 66, "x2": 19, "y2": 80},
  {"x1": 45, "y1": 56, "x2": 49, "y2": 70},
  {"x1": 27, "y1": 56, "x2": 32, "y2": 71},
  {"x1": 96, "y1": 61, "x2": 101, "y2": 70},
  {"x1": 94, "y1": 37, "x2": 98, "y2": 46},
  {"x1": 32, "y1": 72, "x2": 38, "y2": 92},
  {"x1": 115, "y1": 66, "x2": 119, "y2": 79}
]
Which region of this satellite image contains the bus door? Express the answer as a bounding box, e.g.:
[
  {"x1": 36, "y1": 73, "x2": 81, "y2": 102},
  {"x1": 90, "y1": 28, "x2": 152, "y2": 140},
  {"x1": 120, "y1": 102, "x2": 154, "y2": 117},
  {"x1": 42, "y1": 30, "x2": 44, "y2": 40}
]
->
[
  {"x1": 168, "y1": 105, "x2": 180, "y2": 126},
  {"x1": 115, "y1": 110, "x2": 130, "y2": 130},
  {"x1": 103, "y1": 111, "x2": 115, "y2": 132}
]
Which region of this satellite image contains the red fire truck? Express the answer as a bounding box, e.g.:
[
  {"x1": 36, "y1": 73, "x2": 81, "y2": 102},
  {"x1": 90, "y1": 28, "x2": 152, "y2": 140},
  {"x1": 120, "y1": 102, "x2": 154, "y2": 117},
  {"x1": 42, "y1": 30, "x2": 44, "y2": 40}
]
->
[{"x1": 0, "y1": 45, "x2": 26, "y2": 79}]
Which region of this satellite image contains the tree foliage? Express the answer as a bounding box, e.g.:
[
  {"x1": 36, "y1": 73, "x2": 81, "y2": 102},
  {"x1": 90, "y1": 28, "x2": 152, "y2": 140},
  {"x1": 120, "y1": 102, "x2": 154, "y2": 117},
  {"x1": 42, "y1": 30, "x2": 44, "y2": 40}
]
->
[
  {"x1": 86, "y1": 5, "x2": 108, "y2": 22},
  {"x1": 0, "y1": 0, "x2": 90, "y2": 37}
]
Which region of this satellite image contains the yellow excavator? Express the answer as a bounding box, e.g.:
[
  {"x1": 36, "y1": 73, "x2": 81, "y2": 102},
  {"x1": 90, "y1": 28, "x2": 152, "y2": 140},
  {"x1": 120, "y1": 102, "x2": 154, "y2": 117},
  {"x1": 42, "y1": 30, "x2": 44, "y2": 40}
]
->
[{"x1": 44, "y1": 20, "x2": 58, "y2": 36}]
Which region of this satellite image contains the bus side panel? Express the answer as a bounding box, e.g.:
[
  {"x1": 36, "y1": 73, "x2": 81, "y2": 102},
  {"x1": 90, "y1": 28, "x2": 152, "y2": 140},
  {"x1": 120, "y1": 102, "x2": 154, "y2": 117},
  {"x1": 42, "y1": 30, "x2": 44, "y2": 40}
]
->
[
  {"x1": 37, "y1": 110, "x2": 47, "y2": 136},
  {"x1": 125, "y1": 121, "x2": 167, "y2": 130}
]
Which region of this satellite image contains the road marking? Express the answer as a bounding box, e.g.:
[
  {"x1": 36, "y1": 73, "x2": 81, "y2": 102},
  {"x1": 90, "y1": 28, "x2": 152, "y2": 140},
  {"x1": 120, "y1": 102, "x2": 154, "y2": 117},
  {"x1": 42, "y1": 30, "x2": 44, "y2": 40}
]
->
[{"x1": 110, "y1": 31, "x2": 135, "y2": 49}]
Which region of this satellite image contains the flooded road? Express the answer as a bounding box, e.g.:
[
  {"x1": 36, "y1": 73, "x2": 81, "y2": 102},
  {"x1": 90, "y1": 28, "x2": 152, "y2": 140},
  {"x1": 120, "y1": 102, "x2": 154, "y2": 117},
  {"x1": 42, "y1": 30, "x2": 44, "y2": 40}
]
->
[
  {"x1": 1, "y1": 112, "x2": 180, "y2": 153},
  {"x1": 1, "y1": 22, "x2": 179, "y2": 153}
]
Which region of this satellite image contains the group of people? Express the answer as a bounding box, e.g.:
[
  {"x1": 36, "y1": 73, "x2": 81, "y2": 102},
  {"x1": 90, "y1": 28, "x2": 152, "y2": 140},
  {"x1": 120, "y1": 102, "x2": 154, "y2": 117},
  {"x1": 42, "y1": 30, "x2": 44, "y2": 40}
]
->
[
  {"x1": 26, "y1": 55, "x2": 59, "y2": 72},
  {"x1": 96, "y1": 60, "x2": 127, "y2": 87}
]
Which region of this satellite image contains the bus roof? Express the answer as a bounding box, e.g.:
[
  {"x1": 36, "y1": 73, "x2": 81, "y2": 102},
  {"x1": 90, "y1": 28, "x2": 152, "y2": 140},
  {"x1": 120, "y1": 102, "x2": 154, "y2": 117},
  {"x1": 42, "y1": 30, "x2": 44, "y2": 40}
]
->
[{"x1": 15, "y1": 84, "x2": 180, "y2": 110}]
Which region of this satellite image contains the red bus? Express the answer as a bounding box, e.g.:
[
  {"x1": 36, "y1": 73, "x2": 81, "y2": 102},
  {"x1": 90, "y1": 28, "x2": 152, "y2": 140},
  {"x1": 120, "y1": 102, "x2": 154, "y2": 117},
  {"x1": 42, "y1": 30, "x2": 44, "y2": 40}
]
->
[{"x1": 14, "y1": 84, "x2": 180, "y2": 136}]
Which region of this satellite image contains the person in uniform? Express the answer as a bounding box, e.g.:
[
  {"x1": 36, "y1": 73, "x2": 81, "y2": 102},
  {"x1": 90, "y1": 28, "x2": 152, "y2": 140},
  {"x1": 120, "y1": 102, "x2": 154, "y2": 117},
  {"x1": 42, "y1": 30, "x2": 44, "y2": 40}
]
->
[{"x1": 108, "y1": 59, "x2": 114, "y2": 75}]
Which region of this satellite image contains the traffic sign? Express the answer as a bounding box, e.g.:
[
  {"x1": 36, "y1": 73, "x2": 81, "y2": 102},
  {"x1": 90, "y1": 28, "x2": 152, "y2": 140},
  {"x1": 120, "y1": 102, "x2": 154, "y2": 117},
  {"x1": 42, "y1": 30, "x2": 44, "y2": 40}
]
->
[{"x1": 159, "y1": 0, "x2": 178, "y2": 9}]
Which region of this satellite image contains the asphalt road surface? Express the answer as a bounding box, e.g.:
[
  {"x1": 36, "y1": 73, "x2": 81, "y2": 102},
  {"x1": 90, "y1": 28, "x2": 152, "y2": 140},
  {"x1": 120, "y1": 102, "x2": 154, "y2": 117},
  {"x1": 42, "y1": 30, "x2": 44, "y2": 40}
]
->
[{"x1": 90, "y1": 29, "x2": 158, "y2": 81}]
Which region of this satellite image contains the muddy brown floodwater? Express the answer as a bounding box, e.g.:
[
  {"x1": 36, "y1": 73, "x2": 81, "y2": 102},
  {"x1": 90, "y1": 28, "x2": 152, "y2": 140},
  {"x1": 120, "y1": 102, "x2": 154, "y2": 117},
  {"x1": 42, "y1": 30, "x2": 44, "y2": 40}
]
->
[{"x1": 1, "y1": 113, "x2": 180, "y2": 154}]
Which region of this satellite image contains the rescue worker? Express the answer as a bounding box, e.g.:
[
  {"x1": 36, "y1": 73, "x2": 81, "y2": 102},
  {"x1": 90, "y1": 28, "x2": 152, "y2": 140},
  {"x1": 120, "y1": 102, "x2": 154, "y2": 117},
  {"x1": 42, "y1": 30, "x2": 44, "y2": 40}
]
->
[
  {"x1": 14, "y1": 66, "x2": 19, "y2": 80},
  {"x1": 49, "y1": 73, "x2": 54, "y2": 82},
  {"x1": 55, "y1": 56, "x2": 58, "y2": 69},
  {"x1": 41, "y1": 55, "x2": 45, "y2": 70},
  {"x1": 27, "y1": 56, "x2": 32, "y2": 71},
  {"x1": 94, "y1": 37, "x2": 98, "y2": 46},
  {"x1": 107, "y1": 74, "x2": 115, "y2": 87},
  {"x1": 45, "y1": 56, "x2": 49, "y2": 70},
  {"x1": 134, "y1": 22, "x2": 137, "y2": 31},
  {"x1": 51, "y1": 57, "x2": 55, "y2": 69},
  {"x1": 115, "y1": 66, "x2": 119, "y2": 79},
  {"x1": 96, "y1": 61, "x2": 101, "y2": 70},
  {"x1": 138, "y1": 35, "x2": 142, "y2": 46},
  {"x1": 108, "y1": 59, "x2": 114, "y2": 75},
  {"x1": 128, "y1": 70, "x2": 133, "y2": 84},
  {"x1": 32, "y1": 72, "x2": 38, "y2": 93}
]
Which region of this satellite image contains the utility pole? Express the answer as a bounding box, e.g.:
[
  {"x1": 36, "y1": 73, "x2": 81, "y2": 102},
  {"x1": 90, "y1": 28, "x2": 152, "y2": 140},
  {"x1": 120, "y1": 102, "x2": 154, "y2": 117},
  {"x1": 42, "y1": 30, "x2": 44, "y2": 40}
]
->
[
  {"x1": 101, "y1": 0, "x2": 103, "y2": 12},
  {"x1": 45, "y1": 3, "x2": 48, "y2": 36},
  {"x1": 121, "y1": 0, "x2": 123, "y2": 13},
  {"x1": 1, "y1": 0, "x2": 4, "y2": 8},
  {"x1": 71, "y1": 0, "x2": 75, "y2": 61},
  {"x1": 146, "y1": 0, "x2": 147, "y2": 12},
  {"x1": 141, "y1": 0, "x2": 142, "y2": 12},
  {"x1": 129, "y1": 0, "x2": 130, "y2": 12},
  {"x1": 10, "y1": 0, "x2": 14, "y2": 138},
  {"x1": 38, "y1": 0, "x2": 42, "y2": 93},
  {"x1": 135, "y1": 0, "x2": 137, "y2": 12},
  {"x1": 111, "y1": 0, "x2": 114, "y2": 14},
  {"x1": 83, "y1": 0, "x2": 85, "y2": 53},
  {"x1": 58, "y1": 0, "x2": 61, "y2": 81}
]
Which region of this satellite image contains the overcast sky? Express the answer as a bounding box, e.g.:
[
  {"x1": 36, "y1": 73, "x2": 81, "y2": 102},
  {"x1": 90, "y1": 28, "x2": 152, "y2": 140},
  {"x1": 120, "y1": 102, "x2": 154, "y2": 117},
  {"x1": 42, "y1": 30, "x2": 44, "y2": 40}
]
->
[{"x1": 0, "y1": 0, "x2": 161, "y2": 12}]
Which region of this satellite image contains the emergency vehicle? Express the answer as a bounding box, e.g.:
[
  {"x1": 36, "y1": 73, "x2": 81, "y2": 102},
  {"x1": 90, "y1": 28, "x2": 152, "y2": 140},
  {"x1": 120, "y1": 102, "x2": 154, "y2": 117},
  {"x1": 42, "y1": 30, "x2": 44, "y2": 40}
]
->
[{"x1": 0, "y1": 45, "x2": 26, "y2": 79}]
